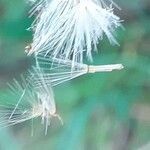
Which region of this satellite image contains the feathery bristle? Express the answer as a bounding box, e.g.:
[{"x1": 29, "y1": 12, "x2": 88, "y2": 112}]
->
[
  {"x1": 31, "y1": 54, "x2": 124, "y2": 87},
  {"x1": 29, "y1": 0, "x2": 121, "y2": 64},
  {"x1": 0, "y1": 73, "x2": 61, "y2": 134}
]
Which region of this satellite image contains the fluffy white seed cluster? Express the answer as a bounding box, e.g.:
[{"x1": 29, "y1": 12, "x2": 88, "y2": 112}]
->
[
  {"x1": 0, "y1": 0, "x2": 123, "y2": 134},
  {"x1": 29, "y1": 0, "x2": 121, "y2": 63}
]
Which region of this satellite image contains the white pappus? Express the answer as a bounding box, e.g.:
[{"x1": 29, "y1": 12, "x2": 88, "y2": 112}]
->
[
  {"x1": 31, "y1": 54, "x2": 124, "y2": 87},
  {"x1": 0, "y1": 73, "x2": 62, "y2": 135},
  {"x1": 28, "y1": 0, "x2": 121, "y2": 64}
]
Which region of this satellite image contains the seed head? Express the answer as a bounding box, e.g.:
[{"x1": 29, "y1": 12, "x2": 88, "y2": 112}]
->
[
  {"x1": 0, "y1": 73, "x2": 62, "y2": 134},
  {"x1": 29, "y1": 0, "x2": 121, "y2": 64}
]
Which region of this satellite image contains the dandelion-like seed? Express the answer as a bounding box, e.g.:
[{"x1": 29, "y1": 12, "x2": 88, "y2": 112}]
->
[
  {"x1": 0, "y1": 73, "x2": 62, "y2": 135},
  {"x1": 32, "y1": 54, "x2": 124, "y2": 87},
  {"x1": 28, "y1": 0, "x2": 121, "y2": 64},
  {"x1": 0, "y1": 0, "x2": 124, "y2": 137}
]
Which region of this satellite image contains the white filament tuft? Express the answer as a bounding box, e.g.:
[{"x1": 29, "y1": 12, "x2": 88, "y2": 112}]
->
[
  {"x1": 28, "y1": 0, "x2": 121, "y2": 64},
  {"x1": 32, "y1": 54, "x2": 124, "y2": 87},
  {"x1": 0, "y1": 73, "x2": 62, "y2": 134}
]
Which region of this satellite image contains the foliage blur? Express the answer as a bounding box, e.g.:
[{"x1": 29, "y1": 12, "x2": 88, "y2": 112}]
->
[{"x1": 0, "y1": 0, "x2": 149, "y2": 150}]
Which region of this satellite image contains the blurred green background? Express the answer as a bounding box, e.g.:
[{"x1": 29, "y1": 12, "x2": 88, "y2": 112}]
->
[{"x1": 0, "y1": 0, "x2": 150, "y2": 150}]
